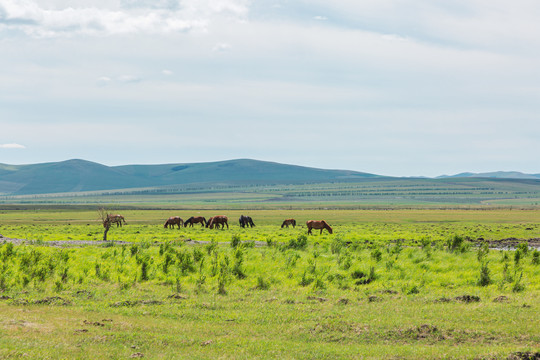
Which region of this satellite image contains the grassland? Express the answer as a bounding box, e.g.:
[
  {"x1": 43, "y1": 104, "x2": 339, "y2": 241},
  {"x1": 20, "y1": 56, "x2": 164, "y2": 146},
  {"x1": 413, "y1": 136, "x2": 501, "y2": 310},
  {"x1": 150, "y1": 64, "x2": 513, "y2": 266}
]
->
[{"x1": 0, "y1": 208, "x2": 539, "y2": 359}]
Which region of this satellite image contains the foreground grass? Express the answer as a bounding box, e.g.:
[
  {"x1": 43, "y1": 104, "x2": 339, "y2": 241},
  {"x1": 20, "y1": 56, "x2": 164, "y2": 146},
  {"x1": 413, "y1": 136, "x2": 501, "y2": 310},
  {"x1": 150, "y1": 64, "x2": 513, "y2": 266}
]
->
[{"x1": 0, "y1": 234, "x2": 539, "y2": 359}]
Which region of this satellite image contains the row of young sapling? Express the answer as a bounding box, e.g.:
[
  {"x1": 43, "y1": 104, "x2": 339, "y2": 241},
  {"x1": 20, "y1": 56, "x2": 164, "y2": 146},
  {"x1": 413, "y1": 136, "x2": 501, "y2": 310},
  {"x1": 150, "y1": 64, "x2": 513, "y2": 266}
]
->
[{"x1": 0, "y1": 235, "x2": 538, "y2": 297}]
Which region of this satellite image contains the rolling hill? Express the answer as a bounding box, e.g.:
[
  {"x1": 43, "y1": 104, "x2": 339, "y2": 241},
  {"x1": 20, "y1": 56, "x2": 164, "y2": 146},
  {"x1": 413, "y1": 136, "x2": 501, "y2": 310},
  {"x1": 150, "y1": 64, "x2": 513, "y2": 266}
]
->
[{"x1": 0, "y1": 159, "x2": 380, "y2": 195}]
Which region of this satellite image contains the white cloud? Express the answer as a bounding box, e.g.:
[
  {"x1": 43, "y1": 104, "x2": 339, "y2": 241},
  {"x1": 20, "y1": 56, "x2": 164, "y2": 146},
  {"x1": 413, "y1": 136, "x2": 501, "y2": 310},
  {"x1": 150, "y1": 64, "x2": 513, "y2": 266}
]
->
[
  {"x1": 162, "y1": 69, "x2": 173, "y2": 76},
  {"x1": 212, "y1": 42, "x2": 231, "y2": 52},
  {"x1": 0, "y1": 143, "x2": 26, "y2": 149},
  {"x1": 96, "y1": 76, "x2": 112, "y2": 86},
  {"x1": 313, "y1": 16, "x2": 327, "y2": 21},
  {"x1": 0, "y1": 0, "x2": 249, "y2": 37},
  {"x1": 117, "y1": 75, "x2": 141, "y2": 83}
]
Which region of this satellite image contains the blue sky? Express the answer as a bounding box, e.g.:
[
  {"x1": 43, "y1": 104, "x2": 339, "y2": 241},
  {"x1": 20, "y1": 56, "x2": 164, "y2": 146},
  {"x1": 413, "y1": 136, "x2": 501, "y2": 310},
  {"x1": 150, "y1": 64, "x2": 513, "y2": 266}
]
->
[{"x1": 1, "y1": 0, "x2": 539, "y2": 177}]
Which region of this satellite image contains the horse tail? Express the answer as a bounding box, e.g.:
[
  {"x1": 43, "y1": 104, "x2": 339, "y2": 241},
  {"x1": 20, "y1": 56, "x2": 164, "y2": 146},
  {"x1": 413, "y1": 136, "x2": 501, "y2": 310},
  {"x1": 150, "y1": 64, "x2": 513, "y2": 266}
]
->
[{"x1": 292, "y1": 219, "x2": 296, "y2": 227}]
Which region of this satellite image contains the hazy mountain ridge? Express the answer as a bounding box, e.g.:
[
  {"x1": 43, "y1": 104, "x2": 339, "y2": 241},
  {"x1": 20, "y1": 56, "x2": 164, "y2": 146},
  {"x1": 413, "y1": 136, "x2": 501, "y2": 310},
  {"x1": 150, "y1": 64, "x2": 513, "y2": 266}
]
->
[
  {"x1": 437, "y1": 171, "x2": 540, "y2": 179},
  {"x1": 0, "y1": 159, "x2": 380, "y2": 195}
]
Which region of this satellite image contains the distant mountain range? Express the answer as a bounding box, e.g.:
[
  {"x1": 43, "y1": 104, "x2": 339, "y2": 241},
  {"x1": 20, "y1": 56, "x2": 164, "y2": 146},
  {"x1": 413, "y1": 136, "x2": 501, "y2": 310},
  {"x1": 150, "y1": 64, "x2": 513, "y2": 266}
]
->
[
  {"x1": 0, "y1": 158, "x2": 538, "y2": 196},
  {"x1": 0, "y1": 159, "x2": 380, "y2": 195},
  {"x1": 437, "y1": 171, "x2": 540, "y2": 180}
]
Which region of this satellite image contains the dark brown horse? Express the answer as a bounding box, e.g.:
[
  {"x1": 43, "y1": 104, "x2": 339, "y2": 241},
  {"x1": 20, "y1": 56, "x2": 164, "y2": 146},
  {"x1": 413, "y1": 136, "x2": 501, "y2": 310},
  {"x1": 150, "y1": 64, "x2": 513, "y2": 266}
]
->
[
  {"x1": 184, "y1": 216, "x2": 206, "y2": 227},
  {"x1": 164, "y1": 216, "x2": 183, "y2": 229},
  {"x1": 239, "y1": 215, "x2": 255, "y2": 228},
  {"x1": 207, "y1": 215, "x2": 228, "y2": 229},
  {"x1": 306, "y1": 220, "x2": 333, "y2": 235},
  {"x1": 281, "y1": 219, "x2": 296, "y2": 228},
  {"x1": 103, "y1": 214, "x2": 126, "y2": 228}
]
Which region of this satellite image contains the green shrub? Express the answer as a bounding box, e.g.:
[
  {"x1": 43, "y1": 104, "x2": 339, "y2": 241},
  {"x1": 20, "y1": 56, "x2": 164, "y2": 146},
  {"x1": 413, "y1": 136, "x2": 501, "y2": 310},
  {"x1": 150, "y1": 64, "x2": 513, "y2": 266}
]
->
[
  {"x1": 299, "y1": 271, "x2": 314, "y2": 287},
  {"x1": 371, "y1": 248, "x2": 383, "y2": 262},
  {"x1": 477, "y1": 262, "x2": 492, "y2": 287},
  {"x1": 284, "y1": 235, "x2": 308, "y2": 251},
  {"x1": 477, "y1": 242, "x2": 489, "y2": 262},
  {"x1": 517, "y1": 243, "x2": 529, "y2": 256},
  {"x1": 256, "y1": 276, "x2": 270, "y2": 290},
  {"x1": 532, "y1": 249, "x2": 539, "y2": 265},
  {"x1": 512, "y1": 272, "x2": 525, "y2": 293},
  {"x1": 447, "y1": 235, "x2": 469, "y2": 253},
  {"x1": 231, "y1": 234, "x2": 241, "y2": 248}
]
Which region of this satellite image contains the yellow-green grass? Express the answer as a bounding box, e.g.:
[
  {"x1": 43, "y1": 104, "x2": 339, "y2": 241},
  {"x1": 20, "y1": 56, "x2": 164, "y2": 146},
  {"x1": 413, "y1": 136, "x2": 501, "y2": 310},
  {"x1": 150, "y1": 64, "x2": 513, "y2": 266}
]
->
[
  {"x1": 1, "y1": 209, "x2": 539, "y2": 244},
  {"x1": 0, "y1": 240, "x2": 539, "y2": 359},
  {"x1": 0, "y1": 208, "x2": 539, "y2": 359}
]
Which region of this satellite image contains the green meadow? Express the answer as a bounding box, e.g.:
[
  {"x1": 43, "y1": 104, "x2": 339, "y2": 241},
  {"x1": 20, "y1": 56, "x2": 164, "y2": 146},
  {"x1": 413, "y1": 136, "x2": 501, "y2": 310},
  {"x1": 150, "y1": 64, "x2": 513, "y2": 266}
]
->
[{"x1": 0, "y1": 208, "x2": 539, "y2": 359}]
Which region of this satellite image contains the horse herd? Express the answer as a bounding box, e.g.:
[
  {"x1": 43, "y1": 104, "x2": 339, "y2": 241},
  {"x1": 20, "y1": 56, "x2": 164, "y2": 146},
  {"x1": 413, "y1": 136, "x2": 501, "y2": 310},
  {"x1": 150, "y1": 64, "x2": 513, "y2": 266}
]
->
[{"x1": 104, "y1": 214, "x2": 333, "y2": 235}]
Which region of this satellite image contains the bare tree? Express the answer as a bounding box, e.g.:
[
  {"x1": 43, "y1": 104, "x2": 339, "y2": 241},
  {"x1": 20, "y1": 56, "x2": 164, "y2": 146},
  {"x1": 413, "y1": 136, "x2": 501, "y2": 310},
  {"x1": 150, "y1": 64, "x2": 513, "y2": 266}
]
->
[{"x1": 98, "y1": 207, "x2": 111, "y2": 241}]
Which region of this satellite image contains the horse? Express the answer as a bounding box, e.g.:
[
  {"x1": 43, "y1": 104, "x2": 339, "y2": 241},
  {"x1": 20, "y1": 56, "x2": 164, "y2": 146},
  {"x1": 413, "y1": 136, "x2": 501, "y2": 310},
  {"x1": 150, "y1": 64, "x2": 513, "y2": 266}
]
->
[
  {"x1": 184, "y1": 216, "x2": 206, "y2": 227},
  {"x1": 205, "y1": 216, "x2": 218, "y2": 229},
  {"x1": 104, "y1": 214, "x2": 126, "y2": 228},
  {"x1": 306, "y1": 220, "x2": 333, "y2": 235},
  {"x1": 281, "y1": 219, "x2": 296, "y2": 228},
  {"x1": 207, "y1": 215, "x2": 228, "y2": 229},
  {"x1": 164, "y1": 216, "x2": 183, "y2": 229},
  {"x1": 239, "y1": 215, "x2": 255, "y2": 228}
]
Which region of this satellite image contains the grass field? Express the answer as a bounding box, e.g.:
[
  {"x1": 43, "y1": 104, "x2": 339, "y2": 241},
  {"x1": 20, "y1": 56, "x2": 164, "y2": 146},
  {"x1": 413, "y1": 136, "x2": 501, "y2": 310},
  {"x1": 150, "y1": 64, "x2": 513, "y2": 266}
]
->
[{"x1": 0, "y1": 208, "x2": 539, "y2": 359}]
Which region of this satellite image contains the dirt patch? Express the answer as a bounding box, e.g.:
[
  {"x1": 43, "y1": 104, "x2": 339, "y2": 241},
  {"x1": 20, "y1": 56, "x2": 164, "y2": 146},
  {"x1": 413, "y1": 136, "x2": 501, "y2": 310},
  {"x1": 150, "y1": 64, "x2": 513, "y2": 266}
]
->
[
  {"x1": 9, "y1": 296, "x2": 71, "y2": 306},
  {"x1": 110, "y1": 299, "x2": 163, "y2": 307},
  {"x1": 508, "y1": 352, "x2": 540, "y2": 360},
  {"x1": 83, "y1": 320, "x2": 105, "y2": 327},
  {"x1": 485, "y1": 238, "x2": 540, "y2": 249},
  {"x1": 307, "y1": 296, "x2": 327, "y2": 302},
  {"x1": 493, "y1": 295, "x2": 510, "y2": 303},
  {"x1": 167, "y1": 293, "x2": 188, "y2": 300},
  {"x1": 0, "y1": 237, "x2": 132, "y2": 248},
  {"x1": 337, "y1": 298, "x2": 349, "y2": 305},
  {"x1": 455, "y1": 295, "x2": 480, "y2": 303},
  {"x1": 401, "y1": 324, "x2": 443, "y2": 340}
]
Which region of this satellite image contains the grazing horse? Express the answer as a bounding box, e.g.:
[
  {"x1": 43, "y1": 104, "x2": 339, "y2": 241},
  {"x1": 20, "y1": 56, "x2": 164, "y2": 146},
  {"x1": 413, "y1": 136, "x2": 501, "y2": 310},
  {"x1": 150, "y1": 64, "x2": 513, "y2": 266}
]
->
[
  {"x1": 205, "y1": 216, "x2": 218, "y2": 229},
  {"x1": 207, "y1": 215, "x2": 229, "y2": 229},
  {"x1": 281, "y1": 219, "x2": 296, "y2": 228},
  {"x1": 239, "y1": 215, "x2": 255, "y2": 228},
  {"x1": 104, "y1": 214, "x2": 126, "y2": 228},
  {"x1": 306, "y1": 220, "x2": 333, "y2": 235},
  {"x1": 184, "y1": 216, "x2": 206, "y2": 227},
  {"x1": 164, "y1": 216, "x2": 183, "y2": 229}
]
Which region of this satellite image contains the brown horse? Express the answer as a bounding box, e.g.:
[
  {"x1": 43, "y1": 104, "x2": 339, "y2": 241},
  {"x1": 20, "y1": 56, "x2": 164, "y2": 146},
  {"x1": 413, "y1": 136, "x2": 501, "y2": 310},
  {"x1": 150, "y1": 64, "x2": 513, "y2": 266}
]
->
[
  {"x1": 164, "y1": 216, "x2": 183, "y2": 229},
  {"x1": 184, "y1": 216, "x2": 206, "y2": 227},
  {"x1": 207, "y1": 215, "x2": 228, "y2": 229},
  {"x1": 281, "y1": 219, "x2": 296, "y2": 228},
  {"x1": 104, "y1": 214, "x2": 126, "y2": 228},
  {"x1": 306, "y1": 220, "x2": 333, "y2": 235}
]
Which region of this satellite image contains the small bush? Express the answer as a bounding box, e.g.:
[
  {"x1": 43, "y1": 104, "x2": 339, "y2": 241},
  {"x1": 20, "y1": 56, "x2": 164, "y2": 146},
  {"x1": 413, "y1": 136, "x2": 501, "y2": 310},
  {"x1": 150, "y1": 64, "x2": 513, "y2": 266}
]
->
[
  {"x1": 256, "y1": 276, "x2": 270, "y2": 290},
  {"x1": 371, "y1": 248, "x2": 383, "y2": 262},
  {"x1": 230, "y1": 234, "x2": 241, "y2": 248},
  {"x1": 514, "y1": 250, "x2": 522, "y2": 266},
  {"x1": 299, "y1": 271, "x2": 314, "y2": 287},
  {"x1": 512, "y1": 272, "x2": 525, "y2": 293},
  {"x1": 532, "y1": 249, "x2": 539, "y2": 265},
  {"x1": 517, "y1": 243, "x2": 529, "y2": 256},
  {"x1": 477, "y1": 242, "x2": 489, "y2": 262},
  {"x1": 477, "y1": 262, "x2": 492, "y2": 287},
  {"x1": 284, "y1": 235, "x2": 308, "y2": 251},
  {"x1": 447, "y1": 235, "x2": 469, "y2": 253}
]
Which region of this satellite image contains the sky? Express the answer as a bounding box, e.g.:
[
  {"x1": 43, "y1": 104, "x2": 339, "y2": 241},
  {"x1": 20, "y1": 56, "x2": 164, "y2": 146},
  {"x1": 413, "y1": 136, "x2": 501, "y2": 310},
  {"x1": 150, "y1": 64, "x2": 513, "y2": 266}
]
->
[{"x1": 1, "y1": 0, "x2": 539, "y2": 177}]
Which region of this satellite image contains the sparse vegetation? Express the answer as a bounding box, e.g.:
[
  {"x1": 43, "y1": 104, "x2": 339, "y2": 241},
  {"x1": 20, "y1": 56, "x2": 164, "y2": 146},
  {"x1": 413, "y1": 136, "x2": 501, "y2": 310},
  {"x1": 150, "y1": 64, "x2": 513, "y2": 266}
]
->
[{"x1": 0, "y1": 207, "x2": 538, "y2": 359}]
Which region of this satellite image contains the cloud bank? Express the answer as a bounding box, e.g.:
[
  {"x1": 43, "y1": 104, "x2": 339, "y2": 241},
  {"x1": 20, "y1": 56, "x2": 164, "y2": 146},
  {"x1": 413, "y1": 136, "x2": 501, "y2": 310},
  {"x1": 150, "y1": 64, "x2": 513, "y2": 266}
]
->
[
  {"x1": 0, "y1": 0, "x2": 249, "y2": 37},
  {"x1": 0, "y1": 143, "x2": 26, "y2": 149}
]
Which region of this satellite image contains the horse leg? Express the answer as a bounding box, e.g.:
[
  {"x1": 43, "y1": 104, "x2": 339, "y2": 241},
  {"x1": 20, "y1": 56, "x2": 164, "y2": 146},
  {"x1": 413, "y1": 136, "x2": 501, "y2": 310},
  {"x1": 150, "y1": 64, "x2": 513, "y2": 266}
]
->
[{"x1": 307, "y1": 227, "x2": 312, "y2": 235}]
